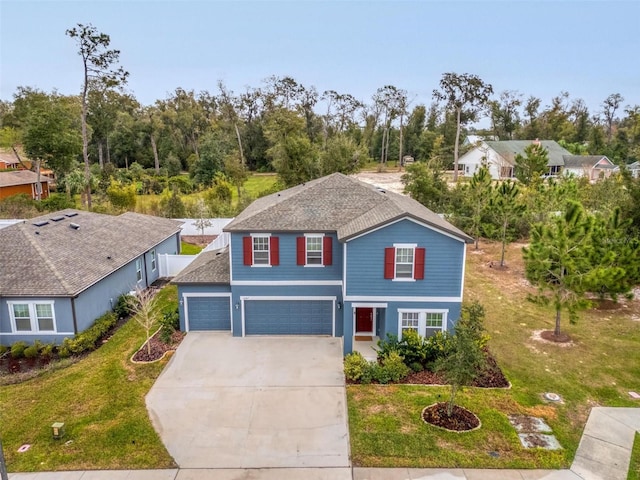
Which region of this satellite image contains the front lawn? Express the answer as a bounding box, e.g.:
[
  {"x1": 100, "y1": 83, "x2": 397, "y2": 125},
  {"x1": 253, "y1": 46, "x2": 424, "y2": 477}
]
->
[
  {"x1": 348, "y1": 240, "x2": 640, "y2": 468},
  {"x1": 0, "y1": 286, "x2": 179, "y2": 472}
]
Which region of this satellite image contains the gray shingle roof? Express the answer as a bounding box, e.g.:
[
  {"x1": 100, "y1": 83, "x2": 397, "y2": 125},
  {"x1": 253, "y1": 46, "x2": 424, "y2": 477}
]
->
[
  {"x1": 224, "y1": 173, "x2": 472, "y2": 242},
  {"x1": 485, "y1": 140, "x2": 571, "y2": 167},
  {"x1": 562, "y1": 155, "x2": 615, "y2": 169},
  {"x1": 0, "y1": 170, "x2": 51, "y2": 187},
  {"x1": 0, "y1": 209, "x2": 182, "y2": 297},
  {"x1": 171, "y1": 248, "x2": 230, "y2": 285}
]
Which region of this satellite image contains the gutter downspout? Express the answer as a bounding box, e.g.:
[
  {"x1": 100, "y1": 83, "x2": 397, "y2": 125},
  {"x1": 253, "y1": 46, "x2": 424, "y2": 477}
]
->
[{"x1": 71, "y1": 297, "x2": 79, "y2": 334}]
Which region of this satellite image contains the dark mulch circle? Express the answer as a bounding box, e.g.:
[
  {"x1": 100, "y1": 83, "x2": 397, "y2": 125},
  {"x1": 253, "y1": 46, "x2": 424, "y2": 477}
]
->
[
  {"x1": 422, "y1": 402, "x2": 480, "y2": 431},
  {"x1": 540, "y1": 330, "x2": 571, "y2": 343},
  {"x1": 132, "y1": 330, "x2": 185, "y2": 362}
]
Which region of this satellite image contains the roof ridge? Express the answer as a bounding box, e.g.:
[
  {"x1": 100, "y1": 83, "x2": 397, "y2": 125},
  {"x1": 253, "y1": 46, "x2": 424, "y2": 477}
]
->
[{"x1": 20, "y1": 223, "x2": 75, "y2": 295}]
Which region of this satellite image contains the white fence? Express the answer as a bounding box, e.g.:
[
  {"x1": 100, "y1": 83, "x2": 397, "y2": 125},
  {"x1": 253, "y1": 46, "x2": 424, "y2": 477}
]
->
[
  {"x1": 177, "y1": 218, "x2": 234, "y2": 236},
  {"x1": 159, "y1": 254, "x2": 198, "y2": 278}
]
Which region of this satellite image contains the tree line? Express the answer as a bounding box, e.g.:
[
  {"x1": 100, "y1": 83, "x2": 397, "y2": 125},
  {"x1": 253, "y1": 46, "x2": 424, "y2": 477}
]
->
[{"x1": 1, "y1": 23, "x2": 639, "y2": 200}]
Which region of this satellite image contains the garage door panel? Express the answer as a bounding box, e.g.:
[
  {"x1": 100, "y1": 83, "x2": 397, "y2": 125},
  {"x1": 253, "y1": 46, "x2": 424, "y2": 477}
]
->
[
  {"x1": 245, "y1": 300, "x2": 332, "y2": 335},
  {"x1": 188, "y1": 297, "x2": 231, "y2": 331}
]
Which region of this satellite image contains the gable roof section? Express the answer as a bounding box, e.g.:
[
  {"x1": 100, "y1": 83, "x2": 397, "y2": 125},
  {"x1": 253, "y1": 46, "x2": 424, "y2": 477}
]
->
[
  {"x1": 172, "y1": 248, "x2": 230, "y2": 285},
  {"x1": 0, "y1": 170, "x2": 51, "y2": 188},
  {"x1": 562, "y1": 155, "x2": 615, "y2": 169},
  {"x1": 0, "y1": 209, "x2": 182, "y2": 297},
  {"x1": 224, "y1": 173, "x2": 472, "y2": 242},
  {"x1": 485, "y1": 140, "x2": 571, "y2": 167}
]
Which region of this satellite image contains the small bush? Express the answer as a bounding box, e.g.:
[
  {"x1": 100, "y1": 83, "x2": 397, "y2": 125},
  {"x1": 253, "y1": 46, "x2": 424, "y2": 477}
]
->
[
  {"x1": 57, "y1": 344, "x2": 72, "y2": 359},
  {"x1": 409, "y1": 361, "x2": 424, "y2": 373},
  {"x1": 114, "y1": 293, "x2": 134, "y2": 318},
  {"x1": 376, "y1": 333, "x2": 402, "y2": 360},
  {"x1": 158, "y1": 307, "x2": 180, "y2": 344},
  {"x1": 398, "y1": 329, "x2": 428, "y2": 367},
  {"x1": 344, "y1": 351, "x2": 369, "y2": 382},
  {"x1": 66, "y1": 312, "x2": 117, "y2": 354},
  {"x1": 424, "y1": 331, "x2": 455, "y2": 365},
  {"x1": 10, "y1": 341, "x2": 28, "y2": 359},
  {"x1": 381, "y1": 352, "x2": 411, "y2": 383},
  {"x1": 0, "y1": 345, "x2": 9, "y2": 356},
  {"x1": 41, "y1": 343, "x2": 54, "y2": 358},
  {"x1": 23, "y1": 344, "x2": 39, "y2": 359}
]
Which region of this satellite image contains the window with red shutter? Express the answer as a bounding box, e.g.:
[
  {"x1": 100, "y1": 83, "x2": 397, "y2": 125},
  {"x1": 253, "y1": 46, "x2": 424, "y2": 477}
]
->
[
  {"x1": 414, "y1": 247, "x2": 425, "y2": 280},
  {"x1": 270, "y1": 237, "x2": 279, "y2": 265},
  {"x1": 384, "y1": 247, "x2": 395, "y2": 279},
  {"x1": 243, "y1": 236, "x2": 252, "y2": 265},
  {"x1": 296, "y1": 237, "x2": 305, "y2": 265}
]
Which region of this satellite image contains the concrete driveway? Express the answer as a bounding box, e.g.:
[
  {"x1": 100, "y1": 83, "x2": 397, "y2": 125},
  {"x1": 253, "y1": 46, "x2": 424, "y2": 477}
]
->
[{"x1": 146, "y1": 333, "x2": 350, "y2": 469}]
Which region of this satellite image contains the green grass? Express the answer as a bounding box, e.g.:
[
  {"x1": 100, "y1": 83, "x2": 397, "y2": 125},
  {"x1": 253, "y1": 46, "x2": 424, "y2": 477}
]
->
[
  {"x1": 629, "y1": 433, "x2": 640, "y2": 480},
  {"x1": 180, "y1": 241, "x2": 203, "y2": 255},
  {"x1": 0, "y1": 286, "x2": 179, "y2": 472},
  {"x1": 348, "y1": 240, "x2": 640, "y2": 468}
]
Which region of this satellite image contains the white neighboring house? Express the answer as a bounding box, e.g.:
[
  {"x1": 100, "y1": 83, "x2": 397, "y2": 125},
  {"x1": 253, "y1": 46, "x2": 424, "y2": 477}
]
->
[
  {"x1": 562, "y1": 155, "x2": 617, "y2": 181},
  {"x1": 458, "y1": 140, "x2": 571, "y2": 179},
  {"x1": 627, "y1": 161, "x2": 640, "y2": 178}
]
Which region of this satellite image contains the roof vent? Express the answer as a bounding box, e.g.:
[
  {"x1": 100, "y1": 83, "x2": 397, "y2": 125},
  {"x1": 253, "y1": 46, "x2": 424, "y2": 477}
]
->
[
  {"x1": 33, "y1": 220, "x2": 49, "y2": 227},
  {"x1": 65, "y1": 212, "x2": 79, "y2": 218},
  {"x1": 50, "y1": 216, "x2": 65, "y2": 222},
  {"x1": 69, "y1": 223, "x2": 80, "y2": 230}
]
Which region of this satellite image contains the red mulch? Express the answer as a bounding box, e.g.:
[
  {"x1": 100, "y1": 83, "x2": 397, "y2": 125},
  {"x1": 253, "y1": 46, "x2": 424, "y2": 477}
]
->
[
  {"x1": 540, "y1": 330, "x2": 572, "y2": 343},
  {"x1": 400, "y1": 369, "x2": 447, "y2": 385},
  {"x1": 0, "y1": 355, "x2": 52, "y2": 374},
  {"x1": 132, "y1": 330, "x2": 185, "y2": 362},
  {"x1": 422, "y1": 402, "x2": 480, "y2": 431}
]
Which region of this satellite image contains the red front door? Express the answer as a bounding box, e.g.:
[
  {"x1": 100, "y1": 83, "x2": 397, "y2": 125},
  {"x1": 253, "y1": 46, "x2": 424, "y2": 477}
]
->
[{"x1": 355, "y1": 308, "x2": 373, "y2": 333}]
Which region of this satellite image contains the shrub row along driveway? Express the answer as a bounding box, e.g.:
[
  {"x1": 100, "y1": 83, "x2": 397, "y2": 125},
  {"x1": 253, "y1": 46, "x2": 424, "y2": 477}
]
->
[{"x1": 146, "y1": 333, "x2": 350, "y2": 468}]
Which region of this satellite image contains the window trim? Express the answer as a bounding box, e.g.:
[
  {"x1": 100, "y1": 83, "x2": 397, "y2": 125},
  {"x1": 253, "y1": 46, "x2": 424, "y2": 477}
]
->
[
  {"x1": 7, "y1": 301, "x2": 57, "y2": 333},
  {"x1": 397, "y1": 309, "x2": 447, "y2": 340},
  {"x1": 251, "y1": 234, "x2": 271, "y2": 267},
  {"x1": 150, "y1": 249, "x2": 157, "y2": 272},
  {"x1": 304, "y1": 233, "x2": 324, "y2": 267},
  {"x1": 394, "y1": 244, "x2": 416, "y2": 281}
]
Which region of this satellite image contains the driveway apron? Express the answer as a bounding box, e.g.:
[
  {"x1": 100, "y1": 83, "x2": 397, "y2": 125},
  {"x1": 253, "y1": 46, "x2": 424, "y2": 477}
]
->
[{"x1": 146, "y1": 333, "x2": 350, "y2": 469}]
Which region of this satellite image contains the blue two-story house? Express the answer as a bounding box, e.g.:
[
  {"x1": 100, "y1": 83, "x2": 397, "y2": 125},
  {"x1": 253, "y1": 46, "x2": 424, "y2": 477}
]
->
[{"x1": 173, "y1": 173, "x2": 473, "y2": 353}]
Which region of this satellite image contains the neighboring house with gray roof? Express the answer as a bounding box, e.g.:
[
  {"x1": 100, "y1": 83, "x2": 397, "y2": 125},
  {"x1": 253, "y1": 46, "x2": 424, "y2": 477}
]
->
[
  {"x1": 0, "y1": 209, "x2": 182, "y2": 345},
  {"x1": 562, "y1": 155, "x2": 616, "y2": 181},
  {"x1": 458, "y1": 140, "x2": 571, "y2": 179},
  {"x1": 625, "y1": 161, "x2": 640, "y2": 178},
  {"x1": 173, "y1": 173, "x2": 473, "y2": 354}
]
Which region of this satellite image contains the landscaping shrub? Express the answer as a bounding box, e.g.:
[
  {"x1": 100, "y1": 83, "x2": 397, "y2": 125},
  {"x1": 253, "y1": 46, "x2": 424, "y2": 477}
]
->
[
  {"x1": 114, "y1": 293, "x2": 135, "y2": 318},
  {"x1": 41, "y1": 343, "x2": 54, "y2": 358},
  {"x1": 23, "y1": 341, "x2": 42, "y2": 359},
  {"x1": 423, "y1": 331, "x2": 455, "y2": 365},
  {"x1": 344, "y1": 351, "x2": 369, "y2": 382},
  {"x1": 10, "y1": 341, "x2": 28, "y2": 359},
  {"x1": 376, "y1": 333, "x2": 402, "y2": 359},
  {"x1": 398, "y1": 329, "x2": 428, "y2": 366},
  {"x1": 64, "y1": 312, "x2": 117, "y2": 354},
  {"x1": 0, "y1": 345, "x2": 8, "y2": 356},
  {"x1": 381, "y1": 352, "x2": 411, "y2": 382},
  {"x1": 158, "y1": 307, "x2": 180, "y2": 343}
]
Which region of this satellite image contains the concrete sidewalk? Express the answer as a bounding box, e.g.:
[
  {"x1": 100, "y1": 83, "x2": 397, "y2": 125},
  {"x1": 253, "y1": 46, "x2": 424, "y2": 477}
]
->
[{"x1": 8, "y1": 407, "x2": 639, "y2": 479}]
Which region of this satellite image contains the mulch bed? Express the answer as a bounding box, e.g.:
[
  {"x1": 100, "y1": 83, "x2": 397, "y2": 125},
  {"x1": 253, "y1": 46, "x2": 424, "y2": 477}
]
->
[
  {"x1": 540, "y1": 330, "x2": 572, "y2": 343},
  {"x1": 132, "y1": 330, "x2": 185, "y2": 362},
  {"x1": 422, "y1": 402, "x2": 481, "y2": 431}
]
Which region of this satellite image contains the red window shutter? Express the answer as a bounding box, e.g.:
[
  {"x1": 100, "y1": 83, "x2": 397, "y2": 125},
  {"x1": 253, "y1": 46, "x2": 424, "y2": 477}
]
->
[
  {"x1": 270, "y1": 236, "x2": 279, "y2": 266},
  {"x1": 243, "y1": 237, "x2": 252, "y2": 265},
  {"x1": 297, "y1": 237, "x2": 305, "y2": 265},
  {"x1": 414, "y1": 247, "x2": 425, "y2": 280},
  {"x1": 323, "y1": 236, "x2": 333, "y2": 266},
  {"x1": 384, "y1": 247, "x2": 395, "y2": 279}
]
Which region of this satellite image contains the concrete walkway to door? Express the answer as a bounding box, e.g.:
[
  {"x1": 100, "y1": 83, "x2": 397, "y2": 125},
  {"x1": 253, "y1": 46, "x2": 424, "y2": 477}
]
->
[{"x1": 145, "y1": 333, "x2": 350, "y2": 469}]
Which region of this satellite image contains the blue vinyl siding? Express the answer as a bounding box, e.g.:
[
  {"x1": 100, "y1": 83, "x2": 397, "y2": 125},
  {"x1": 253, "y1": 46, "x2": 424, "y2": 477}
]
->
[
  {"x1": 230, "y1": 232, "x2": 342, "y2": 282},
  {"x1": 345, "y1": 219, "x2": 465, "y2": 298},
  {"x1": 0, "y1": 297, "x2": 74, "y2": 345},
  {"x1": 244, "y1": 300, "x2": 333, "y2": 335}
]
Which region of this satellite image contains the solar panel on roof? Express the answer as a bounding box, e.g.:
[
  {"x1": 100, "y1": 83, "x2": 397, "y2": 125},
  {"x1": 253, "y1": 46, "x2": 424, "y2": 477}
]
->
[{"x1": 33, "y1": 221, "x2": 49, "y2": 227}]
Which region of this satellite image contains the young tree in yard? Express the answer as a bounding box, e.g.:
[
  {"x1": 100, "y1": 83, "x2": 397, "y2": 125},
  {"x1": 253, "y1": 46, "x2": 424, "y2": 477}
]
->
[
  {"x1": 192, "y1": 198, "x2": 212, "y2": 235},
  {"x1": 488, "y1": 181, "x2": 525, "y2": 267},
  {"x1": 465, "y1": 166, "x2": 493, "y2": 250},
  {"x1": 514, "y1": 143, "x2": 550, "y2": 185},
  {"x1": 433, "y1": 73, "x2": 493, "y2": 181},
  {"x1": 523, "y1": 201, "x2": 595, "y2": 339},
  {"x1": 66, "y1": 23, "x2": 129, "y2": 209},
  {"x1": 436, "y1": 301, "x2": 487, "y2": 417},
  {"x1": 401, "y1": 160, "x2": 449, "y2": 212},
  {"x1": 126, "y1": 288, "x2": 159, "y2": 356}
]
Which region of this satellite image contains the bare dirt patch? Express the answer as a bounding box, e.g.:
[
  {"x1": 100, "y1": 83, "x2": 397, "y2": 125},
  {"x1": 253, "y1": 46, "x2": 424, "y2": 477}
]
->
[
  {"x1": 132, "y1": 330, "x2": 185, "y2": 363},
  {"x1": 351, "y1": 171, "x2": 406, "y2": 194}
]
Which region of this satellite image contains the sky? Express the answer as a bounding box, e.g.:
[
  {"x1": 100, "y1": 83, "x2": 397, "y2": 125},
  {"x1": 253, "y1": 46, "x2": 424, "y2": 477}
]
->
[{"x1": 1, "y1": 0, "x2": 639, "y2": 122}]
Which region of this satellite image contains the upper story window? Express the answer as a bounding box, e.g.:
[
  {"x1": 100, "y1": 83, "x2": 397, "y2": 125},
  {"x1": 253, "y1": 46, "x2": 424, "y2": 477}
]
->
[
  {"x1": 297, "y1": 235, "x2": 332, "y2": 266},
  {"x1": 9, "y1": 301, "x2": 56, "y2": 333},
  {"x1": 243, "y1": 235, "x2": 279, "y2": 266},
  {"x1": 384, "y1": 244, "x2": 425, "y2": 281}
]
